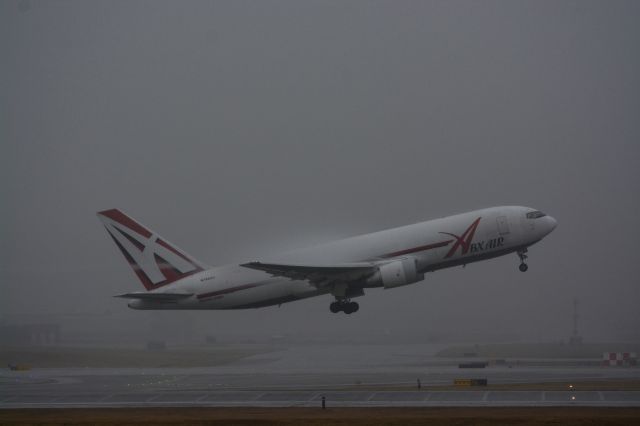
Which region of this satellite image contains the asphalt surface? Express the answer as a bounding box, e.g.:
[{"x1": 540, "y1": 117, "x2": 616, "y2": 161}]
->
[
  {"x1": 2, "y1": 388, "x2": 640, "y2": 407},
  {"x1": 2, "y1": 344, "x2": 640, "y2": 407}
]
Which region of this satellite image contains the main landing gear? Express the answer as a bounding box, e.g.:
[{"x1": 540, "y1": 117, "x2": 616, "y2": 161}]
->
[
  {"x1": 330, "y1": 300, "x2": 359, "y2": 314},
  {"x1": 517, "y1": 248, "x2": 529, "y2": 272}
]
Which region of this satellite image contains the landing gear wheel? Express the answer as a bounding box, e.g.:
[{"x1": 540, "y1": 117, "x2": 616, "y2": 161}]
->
[
  {"x1": 517, "y1": 249, "x2": 529, "y2": 272},
  {"x1": 329, "y1": 299, "x2": 360, "y2": 314},
  {"x1": 342, "y1": 302, "x2": 359, "y2": 315}
]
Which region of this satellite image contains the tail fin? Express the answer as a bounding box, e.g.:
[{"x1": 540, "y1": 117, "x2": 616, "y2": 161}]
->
[{"x1": 97, "y1": 209, "x2": 208, "y2": 290}]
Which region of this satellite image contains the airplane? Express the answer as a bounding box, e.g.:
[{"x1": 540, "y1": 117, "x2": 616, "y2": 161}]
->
[{"x1": 97, "y1": 206, "x2": 557, "y2": 314}]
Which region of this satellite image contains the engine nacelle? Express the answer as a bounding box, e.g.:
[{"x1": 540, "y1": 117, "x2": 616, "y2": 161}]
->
[{"x1": 377, "y1": 258, "x2": 424, "y2": 289}]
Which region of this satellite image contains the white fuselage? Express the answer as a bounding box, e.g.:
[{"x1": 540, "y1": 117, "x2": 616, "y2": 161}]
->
[{"x1": 128, "y1": 206, "x2": 556, "y2": 310}]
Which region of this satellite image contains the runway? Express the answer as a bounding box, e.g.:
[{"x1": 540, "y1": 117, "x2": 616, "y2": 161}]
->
[
  {"x1": 2, "y1": 344, "x2": 640, "y2": 408},
  {"x1": 3, "y1": 389, "x2": 640, "y2": 408}
]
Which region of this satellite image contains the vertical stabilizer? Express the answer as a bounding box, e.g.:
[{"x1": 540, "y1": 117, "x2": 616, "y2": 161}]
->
[{"x1": 97, "y1": 209, "x2": 207, "y2": 290}]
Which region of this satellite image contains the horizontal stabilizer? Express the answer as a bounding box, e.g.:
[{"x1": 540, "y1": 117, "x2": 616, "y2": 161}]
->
[{"x1": 114, "y1": 292, "x2": 193, "y2": 301}]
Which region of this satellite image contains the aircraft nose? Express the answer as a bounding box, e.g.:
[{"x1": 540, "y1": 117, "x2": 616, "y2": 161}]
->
[{"x1": 546, "y1": 216, "x2": 558, "y2": 232}]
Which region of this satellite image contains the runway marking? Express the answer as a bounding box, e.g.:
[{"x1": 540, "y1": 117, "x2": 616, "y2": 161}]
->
[
  {"x1": 97, "y1": 394, "x2": 113, "y2": 402},
  {"x1": 598, "y1": 392, "x2": 604, "y2": 401}
]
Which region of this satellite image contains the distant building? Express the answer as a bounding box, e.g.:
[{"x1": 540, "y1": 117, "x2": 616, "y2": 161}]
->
[
  {"x1": 569, "y1": 298, "x2": 583, "y2": 346},
  {"x1": 0, "y1": 323, "x2": 60, "y2": 346},
  {"x1": 602, "y1": 352, "x2": 637, "y2": 367}
]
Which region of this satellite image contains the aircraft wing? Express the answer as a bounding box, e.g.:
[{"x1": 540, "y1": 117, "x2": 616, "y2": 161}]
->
[
  {"x1": 240, "y1": 261, "x2": 377, "y2": 287},
  {"x1": 114, "y1": 292, "x2": 193, "y2": 300}
]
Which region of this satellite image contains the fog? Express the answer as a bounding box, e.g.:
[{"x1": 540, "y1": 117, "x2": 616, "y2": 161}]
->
[{"x1": 2, "y1": 0, "x2": 639, "y2": 346}]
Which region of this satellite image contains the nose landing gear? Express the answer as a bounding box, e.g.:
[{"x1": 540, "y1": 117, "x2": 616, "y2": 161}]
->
[
  {"x1": 329, "y1": 300, "x2": 359, "y2": 314},
  {"x1": 517, "y1": 249, "x2": 528, "y2": 272}
]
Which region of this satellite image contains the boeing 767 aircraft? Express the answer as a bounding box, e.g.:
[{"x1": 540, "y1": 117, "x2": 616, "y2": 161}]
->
[{"x1": 98, "y1": 206, "x2": 556, "y2": 314}]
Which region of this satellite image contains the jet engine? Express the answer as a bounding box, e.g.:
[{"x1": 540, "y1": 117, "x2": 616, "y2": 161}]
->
[{"x1": 371, "y1": 257, "x2": 424, "y2": 288}]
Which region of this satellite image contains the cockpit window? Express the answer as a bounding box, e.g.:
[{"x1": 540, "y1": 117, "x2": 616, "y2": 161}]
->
[{"x1": 526, "y1": 211, "x2": 546, "y2": 219}]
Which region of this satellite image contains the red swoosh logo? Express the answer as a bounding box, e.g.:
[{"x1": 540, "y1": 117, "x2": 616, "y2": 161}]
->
[{"x1": 439, "y1": 217, "x2": 481, "y2": 258}]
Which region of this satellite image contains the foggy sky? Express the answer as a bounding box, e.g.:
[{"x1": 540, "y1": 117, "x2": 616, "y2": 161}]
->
[{"x1": 2, "y1": 0, "x2": 639, "y2": 343}]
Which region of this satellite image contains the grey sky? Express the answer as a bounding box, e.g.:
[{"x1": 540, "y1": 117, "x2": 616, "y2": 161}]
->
[{"x1": 2, "y1": 0, "x2": 639, "y2": 342}]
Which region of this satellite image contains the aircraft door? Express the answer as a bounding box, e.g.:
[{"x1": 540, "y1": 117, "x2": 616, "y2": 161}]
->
[{"x1": 497, "y1": 215, "x2": 510, "y2": 235}]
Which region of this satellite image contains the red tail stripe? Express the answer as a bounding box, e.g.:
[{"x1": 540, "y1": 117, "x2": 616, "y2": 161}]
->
[
  {"x1": 156, "y1": 238, "x2": 199, "y2": 267},
  {"x1": 106, "y1": 228, "x2": 155, "y2": 290},
  {"x1": 99, "y1": 209, "x2": 152, "y2": 238},
  {"x1": 154, "y1": 253, "x2": 183, "y2": 281},
  {"x1": 113, "y1": 226, "x2": 145, "y2": 252}
]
